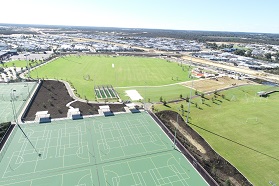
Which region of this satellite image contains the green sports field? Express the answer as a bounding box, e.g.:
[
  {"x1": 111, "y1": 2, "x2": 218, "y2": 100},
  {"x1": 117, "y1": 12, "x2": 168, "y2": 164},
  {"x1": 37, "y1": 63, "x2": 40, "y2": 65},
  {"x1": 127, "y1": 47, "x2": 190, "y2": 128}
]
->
[
  {"x1": 3, "y1": 60, "x2": 38, "y2": 68},
  {"x1": 0, "y1": 112, "x2": 208, "y2": 186},
  {"x1": 30, "y1": 55, "x2": 192, "y2": 101},
  {"x1": 155, "y1": 85, "x2": 279, "y2": 186},
  {"x1": 116, "y1": 84, "x2": 192, "y2": 103}
]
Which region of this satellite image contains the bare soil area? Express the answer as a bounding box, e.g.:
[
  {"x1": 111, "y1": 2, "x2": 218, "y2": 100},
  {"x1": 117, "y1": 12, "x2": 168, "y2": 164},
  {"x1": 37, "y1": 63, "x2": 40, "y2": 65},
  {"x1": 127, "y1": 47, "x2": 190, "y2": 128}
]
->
[
  {"x1": 182, "y1": 76, "x2": 254, "y2": 93},
  {"x1": 155, "y1": 110, "x2": 252, "y2": 186},
  {"x1": 23, "y1": 80, "x2": 125, "y2": 121},
  {"x1": 71, "y1": 102, "x2": 125, "y2": 115},
  {"x1": 23, "y1": 80, "x2": 73, "y2": 121}
]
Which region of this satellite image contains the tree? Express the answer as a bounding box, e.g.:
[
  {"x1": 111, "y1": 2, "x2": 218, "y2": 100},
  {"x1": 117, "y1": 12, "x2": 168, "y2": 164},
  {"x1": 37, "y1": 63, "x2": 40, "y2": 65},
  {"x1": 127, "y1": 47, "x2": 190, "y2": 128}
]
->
[
  {"x1": 57, "y1": 106, "x2": 62, "y2": 114},
  {"x1": 48, "y1": 99, "x2": 53, "y2": 106},
  {"x1": 179, "y1": 94, "x2": 183, "y2": 99},
  {"x1": 201, "y1": 98, "x2": 205, "y2": 104},
  {"x1": 180, "y1": 104, "x2": 184, "y2": 110},
  {"x1": 245, "y1": 49, "x2": 252, "y2": 57},
  {"x1": 225, "y1": 179, "x2": 231, "y2": 186},
  {"x1": 265, "y1": 53, "x2": 272, "y2": 61},
  {"x1": 234, "y1": 49, "x2": 245, "y2": 56},
  {"x1": 214, "y1": 90, "x2": 218, "y2": 95},
  {"x1": 201, "y1": 93, "x2": 205, "y2": 98},
  {"x1": 274, "y1": 52, "x2": 279, "y2": 62},
  {"x1": 163, "y1": 100, "x2": 167, "y2": 106},
  {"x1": 159, "y1": 96, "x2": 163, "y2": 102},
  {"x1": 185, "y1": 96, "x2": 189, "y2": 102}
]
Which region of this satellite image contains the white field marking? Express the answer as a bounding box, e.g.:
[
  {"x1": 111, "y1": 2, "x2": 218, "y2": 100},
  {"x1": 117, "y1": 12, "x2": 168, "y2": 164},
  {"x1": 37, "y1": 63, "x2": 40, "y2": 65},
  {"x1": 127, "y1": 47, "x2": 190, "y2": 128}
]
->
[
  {"x1": 166, "y1": 156, "x2": 190, "y2": 179},
  {"x1": 125, "y1": 90, "x2": 143, "y2": 101},
  {"x1": 97, "y1": 119, "x2": 162, "y2": 159},
  {"x1": 76, "y1": 145, "x2": 90, "y2": 160},
  {"x1": 149, "y1": 158, "x2": 166, "y2": 184},
  {"x1": 2, "y1": 125, "x2": 91, "y2": 179},
  {"x1": 61, "y1": 173, "x2": 64, "y2": 186},
  {"x1": 101, "y1": 153, "x2": 177, "y2": 172},
  {"x1": 1, "y1": 169, "x2": 92, "y2": 186},
  {"x1": 77, "y1": 173, "x2": 92, "y2": 185},
  {"x1": 115, "y1": 81, "x2": 189, "y2": 89},
  {"x1": 103, "y1": 170, "x2": 119, "y2": 185},
  {"x1": 115, "y1": 122, "x2": 128, "y2": 147},
  {"x1": 126, "y1": 162, "x2": 137, "y2": 185},
  {"x1": 150, "y1": 158, "x2": 191, "y2": 185},
  {"x1": 2, "y1": 150, "x2": 91, "y2": 179}
]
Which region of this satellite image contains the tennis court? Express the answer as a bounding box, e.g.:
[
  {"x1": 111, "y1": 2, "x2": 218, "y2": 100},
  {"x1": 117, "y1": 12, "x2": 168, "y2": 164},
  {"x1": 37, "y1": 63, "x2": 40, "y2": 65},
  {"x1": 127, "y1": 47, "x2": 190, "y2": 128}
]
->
[
  {"x1": 0, "y1": 112, "x2": 208, "y2": 186},
  {"x1": 0, "y1": 82, "x2": 37, "y2": 123}
]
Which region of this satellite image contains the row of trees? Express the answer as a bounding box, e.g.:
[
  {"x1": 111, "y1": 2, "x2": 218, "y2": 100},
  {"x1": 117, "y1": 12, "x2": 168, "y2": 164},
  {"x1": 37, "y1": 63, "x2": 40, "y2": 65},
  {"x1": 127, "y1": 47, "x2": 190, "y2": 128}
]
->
[{"x1": 234, "y1": 49, "x2": 279, "y2": 63}]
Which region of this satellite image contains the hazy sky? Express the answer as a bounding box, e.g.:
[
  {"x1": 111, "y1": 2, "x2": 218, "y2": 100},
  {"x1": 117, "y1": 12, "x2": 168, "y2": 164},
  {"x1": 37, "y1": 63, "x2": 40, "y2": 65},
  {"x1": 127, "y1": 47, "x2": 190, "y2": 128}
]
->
[{"x1": 1, "y1": 0, "x2": 279, "y2": 33}]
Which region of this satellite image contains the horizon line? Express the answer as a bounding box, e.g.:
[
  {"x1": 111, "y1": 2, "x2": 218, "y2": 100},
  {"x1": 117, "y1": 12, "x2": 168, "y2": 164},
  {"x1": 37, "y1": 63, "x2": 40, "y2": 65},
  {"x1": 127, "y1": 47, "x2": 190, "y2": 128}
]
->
[{"x1": 0, "y1": 22, "x2": 279, "y2": 35}]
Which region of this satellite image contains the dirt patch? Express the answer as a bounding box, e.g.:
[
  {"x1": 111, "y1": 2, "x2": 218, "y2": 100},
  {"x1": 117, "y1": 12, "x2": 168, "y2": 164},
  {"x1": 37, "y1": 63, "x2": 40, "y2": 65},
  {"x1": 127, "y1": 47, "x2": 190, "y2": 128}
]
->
[
  {"x1": 182, "y1": 76, "x2": 254, "y2": 93},
  {"x1": 170, "y1": 119, "x2": 206, "y2": 155},
  {"x1": 71, "y1": 102, "x2": 125, "y2": 115},
  {"x1": 23, "y1": 80, "x2": 74, "y2": 121},
  {"x1": 23, "y1": 80, "x2": 126, "y2": 121},
  {"x1": 156, "y1": 110, "x2": 252, "y2": 186}
]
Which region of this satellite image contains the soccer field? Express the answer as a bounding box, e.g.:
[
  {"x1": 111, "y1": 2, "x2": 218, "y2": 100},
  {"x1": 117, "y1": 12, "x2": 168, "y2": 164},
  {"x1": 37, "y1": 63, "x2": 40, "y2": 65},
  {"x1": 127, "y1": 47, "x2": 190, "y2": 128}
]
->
[
  {"x1": 30, "y1": 55, "x2": 192, "y2": 100},
  {"x1": 155, "y1": 85, "x2": 279, "y2": 186},
  {"x1": 0, "y1": 112, "x2": 208, "y2": 186}
]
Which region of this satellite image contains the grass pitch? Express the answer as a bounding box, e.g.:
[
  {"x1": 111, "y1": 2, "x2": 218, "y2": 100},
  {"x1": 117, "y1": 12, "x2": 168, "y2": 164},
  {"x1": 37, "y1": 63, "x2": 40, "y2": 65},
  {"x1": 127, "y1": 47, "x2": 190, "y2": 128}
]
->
[
  {"x1": 116, "y1": 84, "x2": 193, "y2": 103},
  {"x1": 155, "y1": 85, "x2": 279, "y2": 186},
  {"x1": 30, "y1": 55, "x2": 192, "y2": 100},
  {"x1": 3, "y1": 60, "x2": 38, "y2": 68}
]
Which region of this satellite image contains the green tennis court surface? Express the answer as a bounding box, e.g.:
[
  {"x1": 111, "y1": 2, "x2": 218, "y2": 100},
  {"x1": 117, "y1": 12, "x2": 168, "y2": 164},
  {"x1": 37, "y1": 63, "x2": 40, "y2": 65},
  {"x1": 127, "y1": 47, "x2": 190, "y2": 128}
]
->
[
  {"x1": 0, "y1": 82, "x2": 37, "y2": 123},
  {"x1": 0, "y1": 112, "x2": 208, "y2": 186}
]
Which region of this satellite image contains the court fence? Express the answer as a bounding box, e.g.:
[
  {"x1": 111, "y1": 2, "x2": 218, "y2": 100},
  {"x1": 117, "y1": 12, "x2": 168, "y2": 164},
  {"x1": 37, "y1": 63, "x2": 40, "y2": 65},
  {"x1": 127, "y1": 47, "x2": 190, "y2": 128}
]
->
[
  {"x1": 148, "y1": 111, "x2": 219, "y2": 186},
  {"x1": 16, "y1": 82, "x2": 38, "y2": 121}
]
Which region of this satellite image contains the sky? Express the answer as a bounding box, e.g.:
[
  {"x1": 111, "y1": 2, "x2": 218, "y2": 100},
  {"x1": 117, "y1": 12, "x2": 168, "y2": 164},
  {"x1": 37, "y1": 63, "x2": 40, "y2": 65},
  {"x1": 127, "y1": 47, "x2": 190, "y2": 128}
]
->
[{"x1": 1, "y1": 0, "x2": 279, "y2": 34}]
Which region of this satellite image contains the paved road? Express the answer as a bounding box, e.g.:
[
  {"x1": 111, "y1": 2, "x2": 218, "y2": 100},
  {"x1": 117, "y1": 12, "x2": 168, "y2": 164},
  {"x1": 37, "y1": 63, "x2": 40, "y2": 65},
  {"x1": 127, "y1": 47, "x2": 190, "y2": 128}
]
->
[{"x1": 182, "y1": 55, "x2": 279, "y2": 83}]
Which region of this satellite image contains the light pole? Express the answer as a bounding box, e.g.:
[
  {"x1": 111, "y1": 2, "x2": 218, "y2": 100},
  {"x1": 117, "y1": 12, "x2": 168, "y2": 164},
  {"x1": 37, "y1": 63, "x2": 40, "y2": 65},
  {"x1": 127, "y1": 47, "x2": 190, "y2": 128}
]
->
[
  {"x1": 186, "y1": 61, "x2": 194, "y2": 124},
  {"x1": 10, "y1": 89, "x2": 41, "y2": 157},
  {"x1": 24, "y1": 53, "x2": 30, "y2": 79},
  {"x1": 173, "y1": 112, "x2": 179, "y2": 149},
  {"x1": 144, "y1": 81, "x2": 147, "y2": 111},
  {"x1": 25, "y1": 83, "x2": 30, "y2": 98},
  {"x1": 10, "y1": 89, "x2": 17, "y2": 123}
]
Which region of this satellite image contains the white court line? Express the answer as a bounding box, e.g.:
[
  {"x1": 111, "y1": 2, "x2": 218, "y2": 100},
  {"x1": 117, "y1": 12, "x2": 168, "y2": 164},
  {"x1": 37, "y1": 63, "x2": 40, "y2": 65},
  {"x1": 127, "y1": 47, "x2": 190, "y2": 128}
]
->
[
  {"x1": 126, "y1": 162, "x2": 138, "y2": 185},
  {"x1": 1, "y1": 169, "x2": 93, "y2": 186}
]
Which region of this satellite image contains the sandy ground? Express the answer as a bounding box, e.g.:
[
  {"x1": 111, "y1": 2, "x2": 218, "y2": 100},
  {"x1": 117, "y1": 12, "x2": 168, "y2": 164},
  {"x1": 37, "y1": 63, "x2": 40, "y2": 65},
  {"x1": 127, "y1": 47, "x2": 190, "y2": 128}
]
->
[
  {"x1": 11, "y1": 53, "x2": 52, "y2": 61},
  {"x1": 170, "y1": 119, "x2": 206, "y2": 154},
  {"x1": 125, "y1": 90, "x2": 143, "y2": 100},
  {"x1": 182, "y1": 76, "x2": 255, "y2": 93}
]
